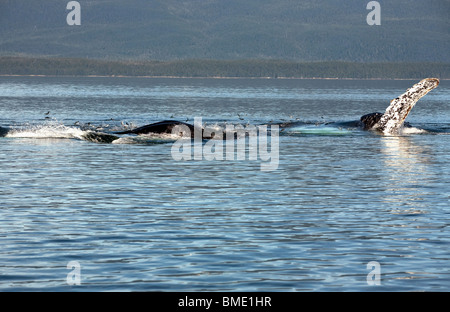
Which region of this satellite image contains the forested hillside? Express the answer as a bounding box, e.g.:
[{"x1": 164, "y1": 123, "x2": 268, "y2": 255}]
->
[
  {"x1": 0, "y1": 0, "x2": 449, "y2": 62},
  {"x1": 1, "y1": 57, "x2": 448, "y2": 79}
]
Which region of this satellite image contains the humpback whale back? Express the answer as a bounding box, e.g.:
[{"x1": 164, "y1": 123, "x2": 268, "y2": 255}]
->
[
  {"x1": 115, "y1": 120, "x2": 196, "y2": 136},
  {"x1": 365, "y1": 78, "x2": 440, "y2": 134}
]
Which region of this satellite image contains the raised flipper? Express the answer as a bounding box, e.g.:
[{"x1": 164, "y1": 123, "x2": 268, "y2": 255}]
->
[{"x1": 370, "y1": 78, "x2": 440, "y2": 134}]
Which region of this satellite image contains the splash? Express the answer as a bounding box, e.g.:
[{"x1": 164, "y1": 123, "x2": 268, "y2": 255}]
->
[
  {"x1": 4, "y1": 122, "x2": 120, "y2": 144},
  {"x1": 5, "y1": 123, "x2": 86, "y2": 140},
  {"x1": 2, "y1": 120, "x2": 196, "y2": 144},
  {"x1": 399, "y1": 127, "x2": 428, "y2": 135}
]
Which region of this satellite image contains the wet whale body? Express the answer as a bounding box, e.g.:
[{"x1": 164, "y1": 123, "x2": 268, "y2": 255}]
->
[
  {"x1": 0, "y1": 78, "x2": 440, "y2": 141},
  {"x1": 115, "y1": 120, "x2": 195, "y2": 136},
  {"x1": 114, "y1": 120, "x2": 218, "y2": 139},
  {"x1": 0, "y1": 126, "x2": 9, "y2": 137},
  {"x1": 114, "y1": 78, "x2": 441, "y2": 137}
]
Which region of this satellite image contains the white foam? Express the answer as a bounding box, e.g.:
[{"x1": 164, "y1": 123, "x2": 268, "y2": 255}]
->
[
  {"x1": 4, "y1": 122, "x2": 187, "y2": 144},
  {"x1": 400, "y1": 127, "x2": 428, "y2": 135},
  {"x1": 5, "y1": 123, "x2": 86, "y2": 140}
]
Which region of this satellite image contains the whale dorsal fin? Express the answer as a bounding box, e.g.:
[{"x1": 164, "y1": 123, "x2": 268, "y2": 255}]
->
[{"x1": 374, "y1": 78, "x2": 440, "y2": 134}]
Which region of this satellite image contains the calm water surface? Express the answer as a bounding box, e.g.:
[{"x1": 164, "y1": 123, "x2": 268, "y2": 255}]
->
[{"x1": 0, "y1": 76, "x2": 449, "y2": 291}]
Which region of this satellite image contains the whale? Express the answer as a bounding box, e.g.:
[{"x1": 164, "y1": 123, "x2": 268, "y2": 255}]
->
[
  {"x1": 0, "y1": 126, "x2": 9, "y2": 137},
  {"x1": 0, "y1": 78, "x2": 440, "y2": 141},
  {"x1": 359, "y1": 78, "x2": 440, "y2": 134},
  {"x1": 115, "y1": 120, "x2": 196, "y2": 136},
  {"x1": 115, "y1": 78, "x2": 440, "y2": 137}
]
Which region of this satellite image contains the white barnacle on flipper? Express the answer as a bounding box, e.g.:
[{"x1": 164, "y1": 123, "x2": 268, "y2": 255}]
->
[{"x1": 374, "y1": 78, "x2": 440, "y2": 135}]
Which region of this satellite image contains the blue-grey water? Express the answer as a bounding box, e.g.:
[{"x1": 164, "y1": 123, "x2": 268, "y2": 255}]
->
[{"x1": 0, "y1": 76, "x2": 449, "y2": 291}]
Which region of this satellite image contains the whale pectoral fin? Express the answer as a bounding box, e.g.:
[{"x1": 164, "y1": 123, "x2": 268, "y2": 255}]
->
[{"x1": 374, "y1": 78, "x2": 440, "y2": 134}]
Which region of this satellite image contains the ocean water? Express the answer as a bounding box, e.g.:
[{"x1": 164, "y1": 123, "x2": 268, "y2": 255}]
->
[{"x1": 0, "y1": 76, "x2": 449, "y2": 291}]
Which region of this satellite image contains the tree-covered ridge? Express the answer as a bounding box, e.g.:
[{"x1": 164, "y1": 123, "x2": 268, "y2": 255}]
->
[
  {"x1": 0, "y1": 0, "x2": 448, "y2": 62},
  {"x1": 1, "y1": 57, "x2": 449, "y2": 79}
]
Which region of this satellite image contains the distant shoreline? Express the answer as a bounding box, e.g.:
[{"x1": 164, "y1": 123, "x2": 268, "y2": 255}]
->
[
  {"x1": 2, "y1": 74, "x2": 449, "y2": 81},
  {"x1": 1, "y1": 57, "x2": 449, "y2": 80}
]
